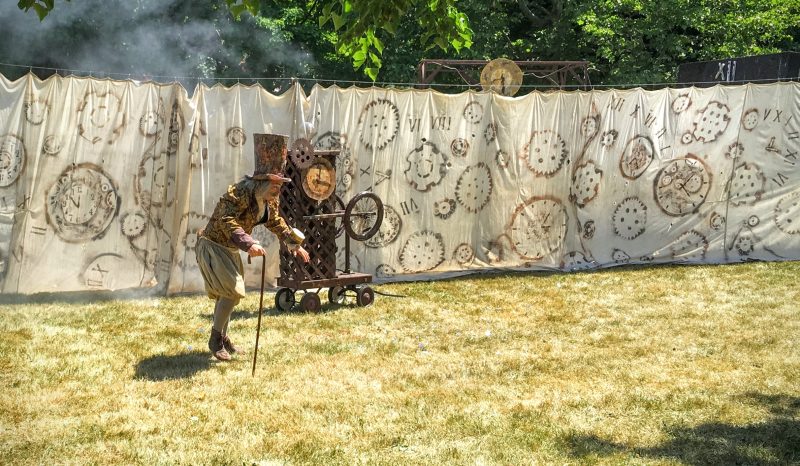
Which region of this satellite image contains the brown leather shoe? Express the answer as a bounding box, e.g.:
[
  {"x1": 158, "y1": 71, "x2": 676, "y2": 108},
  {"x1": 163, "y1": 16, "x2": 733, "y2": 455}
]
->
[
  {"x1": 208, "y1": 328, "x2": 231, "y2": 361},
  {"x1": 222, "y1": 334, "x2": 240, "y2": 354}
]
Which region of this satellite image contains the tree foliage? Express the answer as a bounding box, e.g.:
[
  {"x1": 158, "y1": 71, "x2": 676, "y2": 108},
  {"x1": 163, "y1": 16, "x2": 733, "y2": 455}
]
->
[
  {"x1": 224, "y1": 0, "x2": 472, "y2": 81},
  {"x1": 13, "y1": 0, "x2": 800, "y2": 87},
  {"x1": 16, "y1": 0, "x2": 66, "y2": 21}
]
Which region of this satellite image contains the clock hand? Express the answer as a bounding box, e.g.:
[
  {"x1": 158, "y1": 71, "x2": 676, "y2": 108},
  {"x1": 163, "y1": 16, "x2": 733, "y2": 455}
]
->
[{"x1": 676, "y1": 180, "x2": 690, "y2": 196}]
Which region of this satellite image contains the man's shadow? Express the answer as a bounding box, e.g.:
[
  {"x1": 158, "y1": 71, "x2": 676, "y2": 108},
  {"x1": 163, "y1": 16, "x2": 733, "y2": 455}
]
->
[
  {"x1": 136, "y1": 301, "x2": 339, "y2": 380},
  {"x1": 566, "y1": 393, "x2": 800, "y2": 465},
  {"x1": 206, "y1": 301, "x2": 346, "y2": 321},
  {"x1": 134, "y1": 351, "x2": 212, "y2": 381}
]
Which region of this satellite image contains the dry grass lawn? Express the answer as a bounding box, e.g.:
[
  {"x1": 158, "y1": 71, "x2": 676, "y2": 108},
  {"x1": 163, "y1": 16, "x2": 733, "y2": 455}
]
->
[{"x1": 1, "y1": 261, "x2": 799, "y2": 465}]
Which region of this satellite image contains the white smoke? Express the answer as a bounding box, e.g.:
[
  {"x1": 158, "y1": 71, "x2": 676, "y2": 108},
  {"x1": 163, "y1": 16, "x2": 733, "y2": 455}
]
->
[{"x1": 0, "y1": 0, "x2": 316, "y2": 92}]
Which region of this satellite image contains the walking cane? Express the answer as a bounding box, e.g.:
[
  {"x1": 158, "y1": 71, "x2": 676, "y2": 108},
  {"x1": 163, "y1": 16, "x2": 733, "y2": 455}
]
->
[{"x1": 251, "y1": 254, "x2": 266, "y2": 376}]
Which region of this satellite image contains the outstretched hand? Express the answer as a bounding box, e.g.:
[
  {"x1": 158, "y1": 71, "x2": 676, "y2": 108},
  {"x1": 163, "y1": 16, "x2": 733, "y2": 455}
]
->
[{"x1": 293, "y1": 246, "x2": 310, "y2": 263}]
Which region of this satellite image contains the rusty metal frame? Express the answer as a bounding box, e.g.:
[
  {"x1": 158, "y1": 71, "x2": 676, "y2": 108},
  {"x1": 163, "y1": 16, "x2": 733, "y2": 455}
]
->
[{"x1": 416, "y1": 59, "x2": 590, "y2": 91}]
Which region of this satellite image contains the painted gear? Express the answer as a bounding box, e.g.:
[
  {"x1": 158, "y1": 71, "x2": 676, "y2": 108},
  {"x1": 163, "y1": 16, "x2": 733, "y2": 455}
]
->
[
  {"x1": 775, "y1": 191, "x2": 800, "y2": 235},
  {"x1": 399, "y1": 230, "x2": 445, "y2": 273},
  {"x1": 670, "y1": 230, "x2": 709, "y2": 262},
  {"x1": 520, "y1": 130, "x2": 568, "y2": 177},
  {"x1": 612, "y1": 197, "x2": 647, "y2": 240},
  {"x1": 433, "y1": 198, "x2": 457, "y2": 220},
  {"x1": 571, "y1": 161, "x2": 602, "y2": 207},
  {"x1": 561, "y1": 251, "x2": 594, "y2": 271},
  {"x1": 455, "y1": 162, "x2": 493, "y2": 213},
  {"x1": 728, "y1": 162, "x2": 765, "y2": 207},
  {"x1": 671, "y1": 95, "x2": 691, "y2": 114},
  {"x1": 450, "y1": 138, "x2": 469, "y2": 158},
  {"x1": 358, "y1": 99, "x2": 400, "y2": 151},
  {"x1": 692, "y1": 101, "x2": 731, "y2": 143},
  {"x1": 463, "y1": 101, "x2": 484, "y2": 124},
  {"x1": 226, "y1": 127, "x2": 246, "y2": 147},
  {"x1": 453, "y1": 243, "x2": 475, "y2": 266},
  {"x1": 404, "y1": 141, "x2": 449, "y2": 192}
]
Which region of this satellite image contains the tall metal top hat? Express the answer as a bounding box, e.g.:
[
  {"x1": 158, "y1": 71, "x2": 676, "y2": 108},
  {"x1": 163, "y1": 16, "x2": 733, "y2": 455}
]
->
[{"x1": 252, "y1": 133, "x2": 291, "y2": 183}]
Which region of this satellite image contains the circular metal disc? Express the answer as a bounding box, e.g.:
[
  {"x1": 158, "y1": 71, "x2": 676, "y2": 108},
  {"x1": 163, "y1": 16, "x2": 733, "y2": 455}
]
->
[{"x1": 480, "y1": 58, "x2": 523, "y2": 96}]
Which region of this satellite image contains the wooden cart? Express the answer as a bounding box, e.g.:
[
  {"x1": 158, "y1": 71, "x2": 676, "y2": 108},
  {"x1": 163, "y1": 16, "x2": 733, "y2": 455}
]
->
[{"x1": 274, "y1": 143, "x2": 384, "y2": 312}]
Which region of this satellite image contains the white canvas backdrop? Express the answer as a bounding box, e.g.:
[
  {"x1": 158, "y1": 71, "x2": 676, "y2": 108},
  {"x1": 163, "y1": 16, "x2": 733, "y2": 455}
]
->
[{"x1": 0, "y1": 73, "x2": 798, "y2": 295}]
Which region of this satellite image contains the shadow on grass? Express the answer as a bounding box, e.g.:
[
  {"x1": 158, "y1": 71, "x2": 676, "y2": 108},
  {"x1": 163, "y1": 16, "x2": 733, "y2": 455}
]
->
[
  {"x1": 566, "y1": 393, "x2": 800, "y2": 465},
  {"x1": 0, "y1": 286, "x2": 167, "y2": 305},
  {"x1": 134, "y1": 351, "x2": 211, "y2": 381},
  {"x1": 202, "y1": 296, "x2": 359, "y2": 321}
]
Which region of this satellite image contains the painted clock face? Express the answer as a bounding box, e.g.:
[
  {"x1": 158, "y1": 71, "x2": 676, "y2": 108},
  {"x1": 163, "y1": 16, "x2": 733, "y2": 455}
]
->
[
  {"x1": 364, "y1": 205, "x2": 401, "y2": 248},
  {"x1": 46, "y1": 163, "x2": 118, "y2": 243},
  {"x1": 136, "y1": 151, "x2": 176, "y2": 210},
  {"x1": 0, "y1": 134, "x2": 25, "y2": 187},
  {"x1": 302, "y1": 157, "x2": 336, "y2": 201},
  {"x1": 139, "y1": 110, "x2": 164, "y2": 137},
  {"x1": 508, "y1": 197, "x2": 568, "y2": 260},
  {"x1": 653, "y1": 155, "x2": 712, "y2": 216}
]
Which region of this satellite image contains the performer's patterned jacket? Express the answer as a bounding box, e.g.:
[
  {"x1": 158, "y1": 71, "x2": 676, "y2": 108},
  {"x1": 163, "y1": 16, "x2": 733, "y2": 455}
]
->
[{"x1": 200, "y1": 178, "x2": 292, "y2": 251}]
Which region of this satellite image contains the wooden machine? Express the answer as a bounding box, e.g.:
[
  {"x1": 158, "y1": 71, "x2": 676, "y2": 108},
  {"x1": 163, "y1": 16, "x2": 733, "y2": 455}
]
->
[{"x1": 275, "y1": 138, "x2": 384, "y2": 312}]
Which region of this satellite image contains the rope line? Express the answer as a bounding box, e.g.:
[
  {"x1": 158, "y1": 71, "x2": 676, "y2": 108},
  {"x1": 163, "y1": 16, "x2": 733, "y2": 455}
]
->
[{"x1": 1, "y1": 60, "x2": 798, "y2": 90}]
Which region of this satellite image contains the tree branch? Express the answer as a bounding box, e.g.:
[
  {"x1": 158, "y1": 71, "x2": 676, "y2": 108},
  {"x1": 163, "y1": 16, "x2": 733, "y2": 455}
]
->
[{"x1": 516, "y1": 0, "x2": 550, "y2": 28}]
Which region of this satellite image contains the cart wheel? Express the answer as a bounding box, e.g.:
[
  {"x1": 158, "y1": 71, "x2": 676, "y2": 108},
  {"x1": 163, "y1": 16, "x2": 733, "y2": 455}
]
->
[
  {"x1": 328, "y1": 285, "x2": 346, "y2": 304},
  {"x1": 334, "y1": 195, "x2": 346, "y2": 238},
  {"x1": 344, "y1": 192, "x2": 384, "y2": 241},
  {"x1": 275, "y1": 288, "x2": 295, "y2": 312},
  {"x1": 299, "y1": 292, "x2": 322, "y2": 312},
  {"x1": 356, "y1": 286, "x2": 374, "y2": 307}
]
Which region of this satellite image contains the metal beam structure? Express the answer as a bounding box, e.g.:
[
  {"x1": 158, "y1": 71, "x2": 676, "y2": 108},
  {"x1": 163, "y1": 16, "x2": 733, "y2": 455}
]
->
[{"x1": 416, "y1": 59, "x2": 591, "y2": 91}]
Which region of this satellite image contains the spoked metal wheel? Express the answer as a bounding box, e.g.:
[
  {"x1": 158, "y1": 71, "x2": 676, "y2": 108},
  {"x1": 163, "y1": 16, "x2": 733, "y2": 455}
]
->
[
  {"x1": 275, "y1": 288, "x2": 295, "y2": 312},
  {"x1": 328, "y1": 285, "x2": 346, "y2": 305},
  {"x1": 299, "y1": 292, "x2": 322, "y2": 312},
  {"x1": 333, "y1": 195, "x2": 346, "y2": 238},
  {"x1": 344, "y1": 191, "x2": 384, "y2": 241},
  {"x1": 356, "y1": 286, "x2": 375, "y2": 307}
]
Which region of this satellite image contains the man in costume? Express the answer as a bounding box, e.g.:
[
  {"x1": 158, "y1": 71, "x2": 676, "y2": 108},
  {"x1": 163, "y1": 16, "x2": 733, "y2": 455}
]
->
[{"x1": 196, "y1": 134, "x2": 310, "y2": 361}]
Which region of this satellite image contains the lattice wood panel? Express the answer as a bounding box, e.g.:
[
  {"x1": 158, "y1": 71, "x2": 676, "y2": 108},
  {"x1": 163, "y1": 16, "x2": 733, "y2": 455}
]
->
[{"x1": 278, "y1": 151, "x2": 338, "y2": 284}]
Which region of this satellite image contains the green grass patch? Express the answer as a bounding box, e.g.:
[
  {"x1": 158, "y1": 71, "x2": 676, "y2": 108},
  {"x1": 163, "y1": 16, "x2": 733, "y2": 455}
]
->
[{"x1": 1, "y1": 261, "x2": 799, "y2": 465}]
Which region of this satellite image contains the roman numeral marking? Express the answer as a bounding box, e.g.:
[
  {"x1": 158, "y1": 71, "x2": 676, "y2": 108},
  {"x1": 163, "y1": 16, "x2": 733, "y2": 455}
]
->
[
  {"x1": 772, "y1": 172, "x2": 789, "y2": 187},
  {"x1": 431, "y1": 116, "x2": 451, "y2": 131},
  {"x1": 400, "y1": 198, "x2": 420, "y2": 216},
  {"x1": 374, "y1": 169, "x2": 392, "y2": 186}
]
